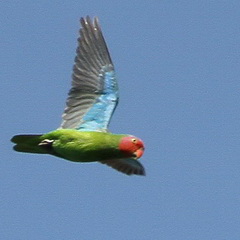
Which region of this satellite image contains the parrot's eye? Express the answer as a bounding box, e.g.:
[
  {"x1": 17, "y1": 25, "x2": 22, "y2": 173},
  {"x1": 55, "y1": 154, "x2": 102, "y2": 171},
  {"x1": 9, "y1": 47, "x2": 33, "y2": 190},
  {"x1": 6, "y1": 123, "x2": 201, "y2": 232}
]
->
[{"x1": 131, "y1": 138, "x2": 137, "y2": 144}]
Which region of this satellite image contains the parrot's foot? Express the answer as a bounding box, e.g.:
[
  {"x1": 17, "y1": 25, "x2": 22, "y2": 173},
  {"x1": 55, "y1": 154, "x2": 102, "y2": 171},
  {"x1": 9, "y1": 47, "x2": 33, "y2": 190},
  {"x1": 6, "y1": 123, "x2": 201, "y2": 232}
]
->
[{"x1": 38, "y1": 139, "x2": 54, "y2": 151}]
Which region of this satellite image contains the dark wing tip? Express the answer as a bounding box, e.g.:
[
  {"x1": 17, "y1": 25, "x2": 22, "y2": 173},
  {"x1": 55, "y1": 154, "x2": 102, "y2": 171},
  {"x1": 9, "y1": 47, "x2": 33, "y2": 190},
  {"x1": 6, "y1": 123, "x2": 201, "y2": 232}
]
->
[
  {"x1": 80, "y1": 16, "x2": 99, "y2": 28},
  {"x1": 100, "y1": 159, "x2": 146, "y2": 176}
]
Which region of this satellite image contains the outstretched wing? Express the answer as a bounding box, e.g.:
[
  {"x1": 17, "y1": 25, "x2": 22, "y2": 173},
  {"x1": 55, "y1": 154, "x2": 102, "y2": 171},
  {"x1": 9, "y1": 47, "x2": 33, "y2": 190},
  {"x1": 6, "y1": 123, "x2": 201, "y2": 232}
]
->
[
  {"x1": 100, "y1": 159, "x2": 146, "y2": 176},
  {"x1": 60, "y1": 16, "x2": 119, "y2": 131}
]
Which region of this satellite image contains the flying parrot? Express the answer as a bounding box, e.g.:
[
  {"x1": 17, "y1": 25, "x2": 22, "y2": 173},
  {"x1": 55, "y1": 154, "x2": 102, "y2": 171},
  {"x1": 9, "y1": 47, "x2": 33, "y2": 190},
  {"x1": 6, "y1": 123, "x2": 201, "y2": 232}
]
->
[{"x1": 11, "y1": 16, "x2": 145, "y2": 176}]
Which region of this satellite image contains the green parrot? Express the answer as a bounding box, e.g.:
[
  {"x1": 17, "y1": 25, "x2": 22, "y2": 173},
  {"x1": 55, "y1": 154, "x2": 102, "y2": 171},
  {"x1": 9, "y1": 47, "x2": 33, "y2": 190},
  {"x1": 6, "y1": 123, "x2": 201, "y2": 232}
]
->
[{"x1": 11, "y1": 16, "x2": 145, "y2": 176}]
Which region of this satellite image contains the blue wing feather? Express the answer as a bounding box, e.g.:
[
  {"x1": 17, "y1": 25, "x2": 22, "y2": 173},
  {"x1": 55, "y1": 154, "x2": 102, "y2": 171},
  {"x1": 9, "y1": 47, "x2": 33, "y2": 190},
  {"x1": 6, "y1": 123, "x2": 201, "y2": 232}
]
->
[
  {"x1": 77, "y1": 68, "x2": 118, "y2": 131},
  {"x1": 60, "y1": 16, "x2": 119, "y2": 131}
]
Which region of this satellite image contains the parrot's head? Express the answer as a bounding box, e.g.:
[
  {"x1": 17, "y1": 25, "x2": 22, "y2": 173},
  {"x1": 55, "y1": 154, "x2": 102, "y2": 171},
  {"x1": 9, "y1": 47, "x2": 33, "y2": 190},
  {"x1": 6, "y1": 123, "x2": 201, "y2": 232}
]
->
[{"x1": 119, "y1": 136, "x2": 145, "y2": 159}]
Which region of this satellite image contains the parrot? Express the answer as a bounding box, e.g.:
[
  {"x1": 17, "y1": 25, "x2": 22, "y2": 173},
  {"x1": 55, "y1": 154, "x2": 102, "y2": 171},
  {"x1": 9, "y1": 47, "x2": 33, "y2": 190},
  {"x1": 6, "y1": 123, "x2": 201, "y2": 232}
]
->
[{"x1": 11, "y1": 16, "x2": 145, "y2": 176}]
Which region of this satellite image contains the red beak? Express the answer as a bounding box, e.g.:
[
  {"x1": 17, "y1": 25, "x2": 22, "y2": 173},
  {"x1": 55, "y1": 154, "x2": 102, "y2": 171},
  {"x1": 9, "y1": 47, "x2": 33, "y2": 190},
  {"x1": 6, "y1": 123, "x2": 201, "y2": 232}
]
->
[{"x1": 134, "y1": 147, "x2": 144, "y2": 159}]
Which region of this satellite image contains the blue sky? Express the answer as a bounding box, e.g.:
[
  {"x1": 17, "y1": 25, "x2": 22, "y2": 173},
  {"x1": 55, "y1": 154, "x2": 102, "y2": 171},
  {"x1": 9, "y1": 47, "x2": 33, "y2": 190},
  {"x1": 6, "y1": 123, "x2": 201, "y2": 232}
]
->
[{"x1": 1, "y1": 1, "x2": 240, "y2": 239}]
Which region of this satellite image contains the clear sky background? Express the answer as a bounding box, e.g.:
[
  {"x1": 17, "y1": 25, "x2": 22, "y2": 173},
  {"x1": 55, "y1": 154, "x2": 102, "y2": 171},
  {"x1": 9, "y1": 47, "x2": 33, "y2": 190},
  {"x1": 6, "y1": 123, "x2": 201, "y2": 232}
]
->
[{"x1": 1, "y1": 1, "x2": 240, "y2": 239}]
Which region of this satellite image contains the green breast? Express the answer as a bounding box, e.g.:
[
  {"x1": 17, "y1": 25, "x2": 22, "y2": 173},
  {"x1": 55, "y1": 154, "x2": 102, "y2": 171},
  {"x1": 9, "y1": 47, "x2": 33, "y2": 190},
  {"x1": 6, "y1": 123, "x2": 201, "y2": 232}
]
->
[{"x1": 42, "y1": 129, "x2": 127, "y2": 162}]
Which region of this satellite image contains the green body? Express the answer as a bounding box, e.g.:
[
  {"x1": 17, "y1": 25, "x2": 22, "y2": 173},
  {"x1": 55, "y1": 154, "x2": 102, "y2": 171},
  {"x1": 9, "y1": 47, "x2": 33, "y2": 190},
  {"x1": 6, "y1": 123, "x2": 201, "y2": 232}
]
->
[{"x1": 12, "y1": 129, "x2": 128, "y2": 163}]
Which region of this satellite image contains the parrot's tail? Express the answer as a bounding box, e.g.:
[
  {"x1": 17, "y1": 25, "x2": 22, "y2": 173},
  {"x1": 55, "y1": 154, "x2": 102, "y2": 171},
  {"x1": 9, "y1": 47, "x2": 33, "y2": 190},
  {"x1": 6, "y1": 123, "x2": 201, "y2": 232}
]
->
[{"x1": 11, "y1": 134, "x2": 48, "y2": 154}]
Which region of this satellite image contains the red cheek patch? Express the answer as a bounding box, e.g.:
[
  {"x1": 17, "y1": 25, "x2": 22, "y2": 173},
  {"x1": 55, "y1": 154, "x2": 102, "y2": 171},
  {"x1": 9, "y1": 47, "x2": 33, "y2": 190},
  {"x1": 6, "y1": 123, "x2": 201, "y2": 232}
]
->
[{"x1": 119, "y1": 136, "x2": 145, "y2": 157}]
